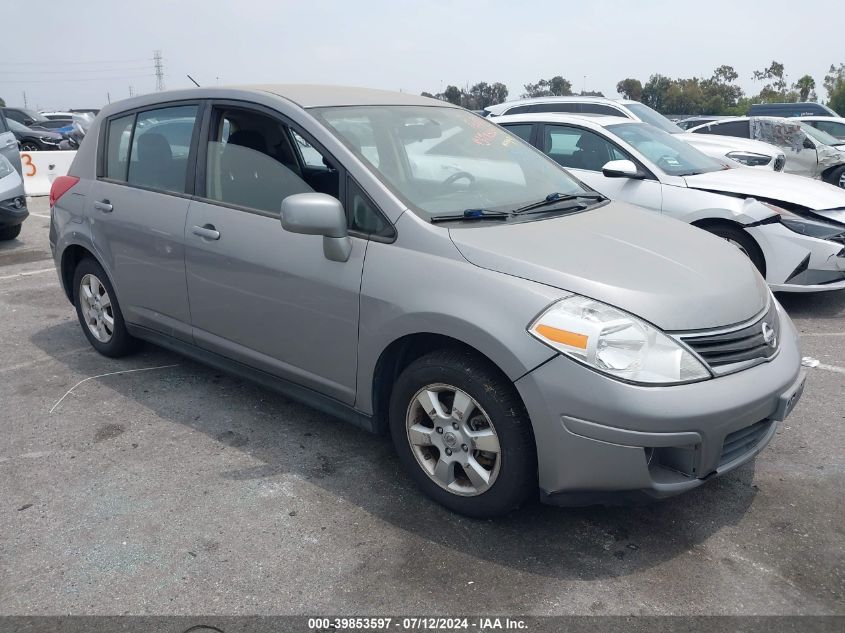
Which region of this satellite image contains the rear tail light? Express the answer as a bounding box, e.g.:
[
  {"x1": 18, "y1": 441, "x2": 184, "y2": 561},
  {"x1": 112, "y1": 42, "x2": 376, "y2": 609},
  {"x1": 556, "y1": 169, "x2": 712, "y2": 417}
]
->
[{"x1": 49, "y1": 175, "x2": 80, "y2": 208}]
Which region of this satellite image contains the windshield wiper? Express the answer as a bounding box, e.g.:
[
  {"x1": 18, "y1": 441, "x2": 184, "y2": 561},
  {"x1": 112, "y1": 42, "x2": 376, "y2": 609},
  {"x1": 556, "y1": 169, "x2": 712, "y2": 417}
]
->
[
  {"x1": 430, "y1": 208, "x2": 510, "y2": 223},
  {"x1": 512, "y1": 191, "x2": 606, "y2": 214}
]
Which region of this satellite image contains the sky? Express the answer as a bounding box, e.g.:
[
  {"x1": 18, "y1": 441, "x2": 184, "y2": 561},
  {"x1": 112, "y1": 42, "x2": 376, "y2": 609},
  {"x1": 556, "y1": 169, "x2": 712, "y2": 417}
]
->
[{"x1": 0, "y1": 0, "x2": 841, "y2": 111}]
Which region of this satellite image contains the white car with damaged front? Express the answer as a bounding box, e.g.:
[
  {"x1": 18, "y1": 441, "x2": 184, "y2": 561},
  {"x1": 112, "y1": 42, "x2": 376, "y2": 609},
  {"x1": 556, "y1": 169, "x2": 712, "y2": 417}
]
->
[{"x1": 495, "y1": 113, "x2": 845, "y2": 292}]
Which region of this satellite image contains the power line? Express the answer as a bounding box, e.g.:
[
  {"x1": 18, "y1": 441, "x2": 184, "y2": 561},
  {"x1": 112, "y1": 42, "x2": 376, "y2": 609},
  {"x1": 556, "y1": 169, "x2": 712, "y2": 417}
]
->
[
  {"x1": 0, "y1": 59, "x2": 149, "y2": 66},
  {"x1": 0, "y1": 67, "x2": 152, "y2": 74},
  {"x1": 0, "y1": 75, "x2": 156, "y2": 84},
  {"x1": 153, "y1": 50, "x2": 165, "y2": 91}
]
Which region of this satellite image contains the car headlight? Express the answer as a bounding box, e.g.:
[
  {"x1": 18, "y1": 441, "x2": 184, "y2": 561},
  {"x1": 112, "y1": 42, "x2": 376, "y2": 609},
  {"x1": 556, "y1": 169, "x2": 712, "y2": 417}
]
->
[
  {"x1": 760, "y1": 201, "x2": 845, "y2": 240},
  {"x1": 726, "y1": 151, "x2": 772, "y2": 167},
  {"x1": 0, "y1": 155, "x2": 12, "y2": 179},
  {"x1": 528, "y1": 295, "x2": 711, "y2": 385}
]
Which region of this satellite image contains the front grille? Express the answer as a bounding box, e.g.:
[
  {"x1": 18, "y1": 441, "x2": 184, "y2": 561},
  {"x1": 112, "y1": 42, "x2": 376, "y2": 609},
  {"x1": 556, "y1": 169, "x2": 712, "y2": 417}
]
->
[
  {"x1": 678, "y1": 302, "x2": 779, "y2": 374},
  {"x1": 720, "y1": 420, "x2": 773, "y2": 466},
  {"x1": 773, "y1": 154, "x2": 786, "y2": 171}
]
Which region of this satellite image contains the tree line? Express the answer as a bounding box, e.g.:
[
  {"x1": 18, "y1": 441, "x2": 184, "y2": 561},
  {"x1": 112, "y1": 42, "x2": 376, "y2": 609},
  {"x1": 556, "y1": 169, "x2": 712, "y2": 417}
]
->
[
  {"x1": 617, "y1": 61, "x2": 844, "y2": 115},
  {"x1": 421, "y1": 62, "x2": 845, "y2": 115},
  {"x1": 422, "y1": 76, "x2": 604, "y2": 110}
]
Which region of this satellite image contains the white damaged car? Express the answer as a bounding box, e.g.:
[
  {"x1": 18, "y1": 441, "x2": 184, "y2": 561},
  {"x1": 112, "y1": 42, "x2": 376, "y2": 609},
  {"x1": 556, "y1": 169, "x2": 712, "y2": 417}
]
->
[{"x1": 495, "y1": 113, "x2": 845, "y2": 292}]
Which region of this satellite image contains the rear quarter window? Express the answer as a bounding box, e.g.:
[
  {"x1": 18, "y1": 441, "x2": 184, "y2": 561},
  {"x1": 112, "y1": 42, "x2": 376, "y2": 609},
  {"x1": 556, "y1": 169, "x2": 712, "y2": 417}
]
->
[{"x1": 105, "y1": 114, "x2": 135, "y2": 181}]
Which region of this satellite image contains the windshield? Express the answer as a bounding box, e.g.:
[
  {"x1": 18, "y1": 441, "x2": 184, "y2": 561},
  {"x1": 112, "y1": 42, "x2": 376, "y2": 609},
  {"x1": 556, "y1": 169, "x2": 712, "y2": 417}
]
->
[
  {"x1": 625, "y1": 103, "x2": 683, "y2": 135},
  {"x1": 609, "y1": 122, "x2": 725, "y2": 176},
  {"x1": 7, "y1": 119, "x2": 33, "y2": 134},
  {"x1": 23, "y1": 109, "x2": 48, "y2": 123},
  {"x1": 800, "y1": 122, "x2": 841, "y2": 147},
  {"x1": 312, "y1": 105, "x2": 588, "y2": 219}
]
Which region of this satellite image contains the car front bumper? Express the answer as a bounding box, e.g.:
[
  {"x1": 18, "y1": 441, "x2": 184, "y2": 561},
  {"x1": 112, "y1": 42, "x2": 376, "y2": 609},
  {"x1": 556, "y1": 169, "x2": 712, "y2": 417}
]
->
[
  {"x1": 0, "y1": 198, "x2": 28, "y2": 227},
  {"x1": 749, "y1": 223, "x2": 845, "y2": 293},
  {"x1": 515, "y1": 305, "x2": 804, "y2": 506}
]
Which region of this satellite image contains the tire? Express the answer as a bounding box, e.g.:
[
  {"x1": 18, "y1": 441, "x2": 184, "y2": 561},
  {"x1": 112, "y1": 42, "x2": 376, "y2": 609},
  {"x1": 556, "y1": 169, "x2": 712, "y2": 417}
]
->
[
  {"x1": 703, "y1": 224, "x2": 766, "y2": 276},
  {"x1": 0, "y1": 224, "x2": 22, "y2": 241},
  {"x1": 824, "y1": 165, "x2": 845, "y2": 189},
  {"x1": 388, "y1": 348, "x2": 536, "y2": 518},
  {"x1": 19, "y1": 141, "x2": 41, "y2": 152},
  {"x1": 72, "y1": 257, "x2": 139, "y2": 357}
]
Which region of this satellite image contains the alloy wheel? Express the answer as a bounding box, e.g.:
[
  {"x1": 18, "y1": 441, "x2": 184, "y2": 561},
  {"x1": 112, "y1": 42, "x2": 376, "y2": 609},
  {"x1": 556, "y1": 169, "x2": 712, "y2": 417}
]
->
[
  {"x1": 405, "y1": 383, "x2": 501, "y2": 496},
  {"x1": 79, "y1": 273, "x2": 115, "y2": 343},
  {"x1": 20, "y1": 143, "x2": 38, "y2": 152}
]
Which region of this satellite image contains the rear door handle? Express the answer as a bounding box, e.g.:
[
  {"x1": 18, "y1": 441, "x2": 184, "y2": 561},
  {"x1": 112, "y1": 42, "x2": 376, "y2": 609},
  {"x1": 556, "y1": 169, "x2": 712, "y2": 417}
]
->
[
  {"x1": 93, "y1": 200, "x2": 113, "y2": 213},
  {"x1": 192, "y1": 224, "x2": 220, "y2": 240}
]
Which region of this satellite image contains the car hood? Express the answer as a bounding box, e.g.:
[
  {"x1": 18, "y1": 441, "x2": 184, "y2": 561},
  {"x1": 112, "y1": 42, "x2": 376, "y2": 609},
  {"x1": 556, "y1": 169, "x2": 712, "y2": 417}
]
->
[
  {"x1": 683, "y1": 167, "x2": 845, "y2": 220},
  {"x1": 448, "y1": 202, "x2": 769, "y2": 331},
  {"x1": 678, "y1": 132, "x2": 782, "y2": 158}
]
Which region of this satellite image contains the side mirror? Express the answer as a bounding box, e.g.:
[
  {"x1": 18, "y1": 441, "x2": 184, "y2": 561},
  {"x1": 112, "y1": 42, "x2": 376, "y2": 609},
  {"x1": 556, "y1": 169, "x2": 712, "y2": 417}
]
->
[
  {"x1": 803, "y1": 137, "x2": 815, "y2": 150},
  {"x1": 280, "y1": 192, "x2": 351, "y2": 262},
  {"x1": 602, "y1": 159, "x2": 644, "y2": 179}
]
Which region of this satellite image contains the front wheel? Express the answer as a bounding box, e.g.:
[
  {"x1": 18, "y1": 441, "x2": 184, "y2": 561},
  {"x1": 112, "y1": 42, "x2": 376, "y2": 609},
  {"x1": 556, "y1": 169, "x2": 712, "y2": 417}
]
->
[
  {"x1": 824, "y1": 165, "x2": 845, "y2": 189},
  {"x1": 703, "y1": 224, "x2": 766, "y2": 276},
  {"x1": 0, "y1": 224, "x2": 22, "y2": 241},
  {"x1": 19, "y1": 142, "x2": 41, "y2": 152},
  {"x1": 389, "y1": 349, "x2": 536, "y2": 518}
]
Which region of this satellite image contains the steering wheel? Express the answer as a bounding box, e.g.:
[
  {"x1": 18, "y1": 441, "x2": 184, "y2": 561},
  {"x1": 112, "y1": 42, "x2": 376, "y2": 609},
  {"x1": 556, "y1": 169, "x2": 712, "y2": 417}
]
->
[
  {"x1": 442, "y1": 171, "x2": 476, "y2": 187},
  {"x1": 656, "y1": 154, "x2": 678, "y2": 170}
]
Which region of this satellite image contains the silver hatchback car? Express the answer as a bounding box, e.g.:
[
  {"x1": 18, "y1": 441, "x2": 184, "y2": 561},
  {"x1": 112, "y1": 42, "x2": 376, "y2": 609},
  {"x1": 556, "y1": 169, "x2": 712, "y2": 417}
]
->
[{"x1": 49, "y1": 86, "x2": 805, "y2": 517}]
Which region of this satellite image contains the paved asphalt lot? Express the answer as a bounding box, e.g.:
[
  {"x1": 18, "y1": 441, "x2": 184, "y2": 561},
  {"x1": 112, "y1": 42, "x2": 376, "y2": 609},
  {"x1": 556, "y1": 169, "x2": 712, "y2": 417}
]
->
[{"x1": 0, "y1": 197, "x2": 843, "y2": 616}]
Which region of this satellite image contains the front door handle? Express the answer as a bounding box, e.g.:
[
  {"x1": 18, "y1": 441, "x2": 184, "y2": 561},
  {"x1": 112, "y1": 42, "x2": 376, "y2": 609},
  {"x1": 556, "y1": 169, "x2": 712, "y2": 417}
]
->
[
  {"x1": 192, "y1": 224, "x2": 220, "y2": 240},
  {"x1": 93, "y1": 200, "x2": 113, "y2": 213}
]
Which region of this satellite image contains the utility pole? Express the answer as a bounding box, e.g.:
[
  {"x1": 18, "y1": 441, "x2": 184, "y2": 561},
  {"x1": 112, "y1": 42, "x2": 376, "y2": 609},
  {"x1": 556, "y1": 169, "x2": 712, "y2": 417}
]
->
[
  {"x1": 107, "y1": 92, "x2": 111, "y2": 104},
  {"x1": 129, "y1": 85, "x2": 134, "y2": 97},
  {"x1": 22, "y1": 91, "x2": 27, "y2": 108},
  {"x1": 153, "y1": 50, "x2": 165, "y2": 92}
]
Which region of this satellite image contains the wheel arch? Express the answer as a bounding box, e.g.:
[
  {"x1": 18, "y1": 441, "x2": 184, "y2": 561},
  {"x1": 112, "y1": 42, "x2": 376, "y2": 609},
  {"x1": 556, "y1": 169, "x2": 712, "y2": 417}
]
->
[
  {"x1": 369, "y1": 332, "x2": 534, "y2": 436},
  {"x1": 59, "y1": 243, "x2": 109, "y2": 303},
  {"x1": 690, "y1": 217, "x2": 767, "y2": 277},
  {"x1": 821, "y1": 163, "x2": 845, "y2": 184}
]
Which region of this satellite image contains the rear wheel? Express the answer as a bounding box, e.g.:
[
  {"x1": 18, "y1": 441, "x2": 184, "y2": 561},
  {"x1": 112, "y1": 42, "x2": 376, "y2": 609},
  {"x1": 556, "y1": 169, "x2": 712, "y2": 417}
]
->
[
  {"x1": 0, "y1": 224, "x2": 22, "y2": 241},
  {"x1": 389, "y1": 348, "x2": 536, "y2": 518},
  {"x1": 72, "y1": 258, "x2": 139, "y2": 357},
  {"x1": 703, "y1": 224, "x2": 766, "y2": 276}
]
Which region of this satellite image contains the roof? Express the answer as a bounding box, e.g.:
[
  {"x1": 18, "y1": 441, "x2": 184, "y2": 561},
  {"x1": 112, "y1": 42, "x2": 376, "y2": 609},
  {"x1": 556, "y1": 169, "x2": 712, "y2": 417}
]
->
[
  {"x1": 96, "y1": 85, "x2": 449, "y2": 118},
  {"x1": 245, "y1": 84, "x2": 446, "y2": 108},
  {"x1": 493, "y1": 112, "x2": 635, "y2": 128},
  {"x1": 485, "y1": 95, "x2": 630, "y2": 116}
]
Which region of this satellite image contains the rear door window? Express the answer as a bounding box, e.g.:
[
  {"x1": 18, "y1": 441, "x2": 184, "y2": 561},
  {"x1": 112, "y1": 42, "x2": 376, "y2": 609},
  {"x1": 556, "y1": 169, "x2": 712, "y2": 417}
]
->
[
  {"x1": 698, "y1": 120, "x2": 750, "y2": 138},
  {"x1": 527, "y1": 103, "x2": 579, "y2": 113},
  {"x1": 127, "y1": 105, "x2": 199, "y2": 193},
  {"x1": 580, "y1": 103, "x2": 624, "y2": 116}
]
